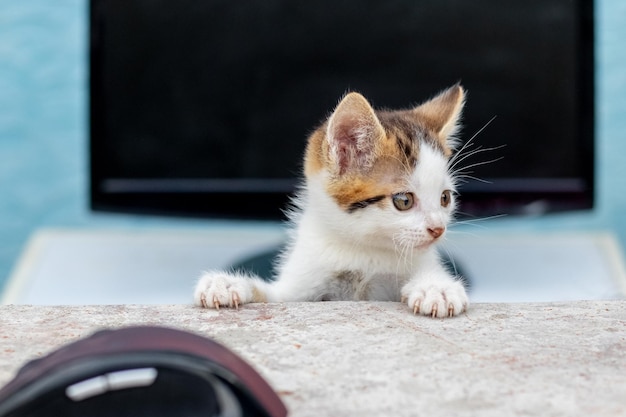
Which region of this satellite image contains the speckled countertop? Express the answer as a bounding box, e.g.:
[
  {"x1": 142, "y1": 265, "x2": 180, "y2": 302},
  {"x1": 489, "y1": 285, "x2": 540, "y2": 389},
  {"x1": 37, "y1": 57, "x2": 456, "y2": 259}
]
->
[{"x1": 1, "y1": 301, "x2": 625, "y2": 416}]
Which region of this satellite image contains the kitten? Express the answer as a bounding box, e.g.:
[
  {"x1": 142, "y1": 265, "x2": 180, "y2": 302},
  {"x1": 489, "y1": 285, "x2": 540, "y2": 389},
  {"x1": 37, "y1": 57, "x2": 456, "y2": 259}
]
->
[{"x1": 194, "y1": 84, "x2": 469, "y2": 318}]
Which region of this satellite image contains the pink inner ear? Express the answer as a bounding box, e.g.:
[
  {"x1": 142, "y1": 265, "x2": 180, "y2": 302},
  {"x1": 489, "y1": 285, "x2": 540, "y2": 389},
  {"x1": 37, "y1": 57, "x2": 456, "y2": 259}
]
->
[
  {"x1": 331, "y1": 123, "x2": 373, "y2": 175},
  {"x1": 328, "y1": 116, "x2": 356, "y2": 173},
  {"x1": 336, "y1": 141, "x2": 351, "y2": 175}
]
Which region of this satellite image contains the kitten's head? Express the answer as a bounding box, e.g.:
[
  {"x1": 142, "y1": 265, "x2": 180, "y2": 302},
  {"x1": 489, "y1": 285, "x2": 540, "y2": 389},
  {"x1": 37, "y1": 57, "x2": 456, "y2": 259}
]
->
[{"x1": 304, "y1": 84, "x2": 465, "y2": 252}]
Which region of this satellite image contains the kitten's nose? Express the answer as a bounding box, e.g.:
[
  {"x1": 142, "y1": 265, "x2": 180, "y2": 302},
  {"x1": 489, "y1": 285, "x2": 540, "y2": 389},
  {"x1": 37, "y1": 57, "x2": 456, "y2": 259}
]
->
[{"x1": 428, "y1": 227, "x2": 445, "y2": 239}]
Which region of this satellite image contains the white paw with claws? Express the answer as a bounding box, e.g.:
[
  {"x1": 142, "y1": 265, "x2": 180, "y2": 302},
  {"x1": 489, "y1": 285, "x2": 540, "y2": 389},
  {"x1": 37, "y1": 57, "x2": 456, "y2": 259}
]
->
[
  {"x1": 194, "y1": 271, "x2": 259, "y2": 310},
  {"x1": 401, "y1": 279, "x2": 468, "y2": 318}
]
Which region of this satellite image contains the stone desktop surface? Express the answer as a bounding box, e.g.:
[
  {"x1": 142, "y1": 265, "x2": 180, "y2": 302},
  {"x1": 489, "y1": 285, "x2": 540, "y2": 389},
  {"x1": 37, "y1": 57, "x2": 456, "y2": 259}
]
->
[{"x1": 0, "y1": 301, "x2": 624, "y2": 417}]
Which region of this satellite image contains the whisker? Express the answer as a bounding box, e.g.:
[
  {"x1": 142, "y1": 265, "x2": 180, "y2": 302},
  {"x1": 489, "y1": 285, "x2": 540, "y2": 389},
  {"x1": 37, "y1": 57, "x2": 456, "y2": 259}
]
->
[
  {"x1": 451, "y1": 144, "x2": 502, "y2": 165},
  {"x1": 446, "y1": 229, "x2": 482, "y2": 238},
  {"x1": 449, "y1": 146, "x2": 506, "y2": 173},
  {"x1": 448, "y1": 115, "x2": 498, "y2": 165},
  {"x1": 449, "y1": 127, "x2": 480, "y2": 163},
  {"x1": 450, "y1": 214, "x2": 508, "y2": 228},
  {"x1": 464, "y1": 115, "x2": 498, "y2": 144},
  {"x1": 454, "y1": 174, "x2": 493, "y2": 184},
  {"x1": 452, "y1": 155, "x2": 505, "y2": 174}
]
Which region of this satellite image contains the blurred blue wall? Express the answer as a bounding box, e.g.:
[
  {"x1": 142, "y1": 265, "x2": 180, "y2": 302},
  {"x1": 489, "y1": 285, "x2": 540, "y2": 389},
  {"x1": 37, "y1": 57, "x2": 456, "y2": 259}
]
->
[{"x1": 0, "y1": 0, "x2": 625, "y2": 289}]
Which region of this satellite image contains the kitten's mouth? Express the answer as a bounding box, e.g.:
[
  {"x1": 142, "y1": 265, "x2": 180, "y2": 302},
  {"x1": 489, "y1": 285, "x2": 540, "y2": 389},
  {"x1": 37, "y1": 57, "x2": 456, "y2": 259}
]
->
[
  {"x1": 414, "y1": 240, "x2": 436, "y2": 250},
  {"x1": 393, "y1": 231, "x2": 442, "y2": 251}
]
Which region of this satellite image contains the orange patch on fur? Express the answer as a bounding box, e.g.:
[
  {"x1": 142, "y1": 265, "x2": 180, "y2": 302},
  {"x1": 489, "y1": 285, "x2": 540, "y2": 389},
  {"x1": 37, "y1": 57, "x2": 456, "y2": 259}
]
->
[
  {"x1": 326, "y1": 156, "x2": 410, "y2": 210},
  {"x1": 304, "y1": 128, "x2": 327, "y2": 177},
  {"x1": 306, "y1": 125, "x2": 422, "y2": 210}
]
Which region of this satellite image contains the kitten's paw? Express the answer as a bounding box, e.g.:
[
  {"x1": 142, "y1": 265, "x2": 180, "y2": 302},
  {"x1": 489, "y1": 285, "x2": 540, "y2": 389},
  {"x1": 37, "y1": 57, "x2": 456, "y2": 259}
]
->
[
  {"x1": 401, "y1": 279, "x2": 468, "y2": 318},
  {"x1": 194, "y1": 271, "x2": 263, "y2": 309}
]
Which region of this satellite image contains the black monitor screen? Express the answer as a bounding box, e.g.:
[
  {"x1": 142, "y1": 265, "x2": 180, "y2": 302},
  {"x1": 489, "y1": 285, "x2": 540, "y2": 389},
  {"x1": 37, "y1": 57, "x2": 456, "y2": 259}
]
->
[{"x1": 90, "y1": 0, "x2": 594, "y2": 219}]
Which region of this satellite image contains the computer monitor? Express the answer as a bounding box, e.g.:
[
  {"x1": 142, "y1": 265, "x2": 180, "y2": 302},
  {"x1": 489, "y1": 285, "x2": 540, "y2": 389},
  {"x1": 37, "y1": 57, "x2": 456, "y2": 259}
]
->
[{"x1": 90, "y1": 0, "x2": 594, "y2": 220}]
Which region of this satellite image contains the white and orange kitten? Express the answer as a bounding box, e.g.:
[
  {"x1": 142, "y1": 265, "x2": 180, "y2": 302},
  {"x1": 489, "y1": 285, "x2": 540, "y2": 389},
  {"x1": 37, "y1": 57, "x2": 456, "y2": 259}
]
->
[{"x1": 195, "y1": 84, "x2": 469, "y2": 318}]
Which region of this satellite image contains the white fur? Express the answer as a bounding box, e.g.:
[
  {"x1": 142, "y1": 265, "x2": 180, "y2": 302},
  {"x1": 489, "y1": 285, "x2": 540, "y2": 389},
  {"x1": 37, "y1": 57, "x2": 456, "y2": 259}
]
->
[{"x1": 194, "y1": 142, "x2": 469, "y2": 318}]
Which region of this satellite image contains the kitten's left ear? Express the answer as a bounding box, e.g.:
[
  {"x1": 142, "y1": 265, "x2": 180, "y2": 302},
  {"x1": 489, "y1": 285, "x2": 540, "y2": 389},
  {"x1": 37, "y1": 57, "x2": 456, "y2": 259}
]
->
[
  {"x1": 413, "y1": 84, "x2": 465, "y2": 152},
  {"x1": 326, "y1": 92, "x2": 385, "y2": 175}
]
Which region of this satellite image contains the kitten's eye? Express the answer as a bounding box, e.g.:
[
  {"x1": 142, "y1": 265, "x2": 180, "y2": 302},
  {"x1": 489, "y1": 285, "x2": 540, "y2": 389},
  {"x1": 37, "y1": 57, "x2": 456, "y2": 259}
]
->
[
  {"x1": 392, "y1": 192, "x2": 415, "y2": 211},
  {"x1": 441, "y1": 190, "x2": 452, "y2": 208}
]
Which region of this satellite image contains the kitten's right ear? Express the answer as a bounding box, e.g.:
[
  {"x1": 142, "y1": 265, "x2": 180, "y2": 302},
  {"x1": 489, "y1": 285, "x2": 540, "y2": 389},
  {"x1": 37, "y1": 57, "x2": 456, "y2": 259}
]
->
[
  {"x1": 413, "y1": 84, "x2": 465, "y2": 153},
  {"x1": 326, "y1": 92, "x2": 385, "y2": 175}
]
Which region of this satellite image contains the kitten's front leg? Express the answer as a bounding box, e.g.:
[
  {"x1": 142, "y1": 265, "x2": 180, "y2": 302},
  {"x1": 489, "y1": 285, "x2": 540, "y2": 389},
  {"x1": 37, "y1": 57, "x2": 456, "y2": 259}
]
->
[
  {"x1": 401, "y1": 264, "x2": 469, "y2": 318},
  {"x1": 194, "y1": 271, "x2": 270, "y2": 309}
]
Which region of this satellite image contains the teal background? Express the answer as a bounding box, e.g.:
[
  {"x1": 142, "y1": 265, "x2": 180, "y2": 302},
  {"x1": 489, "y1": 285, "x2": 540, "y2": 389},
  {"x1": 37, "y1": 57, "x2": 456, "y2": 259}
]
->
[{"x1": 0, "y1": 1, "x2": 625, "y2": 291}]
